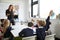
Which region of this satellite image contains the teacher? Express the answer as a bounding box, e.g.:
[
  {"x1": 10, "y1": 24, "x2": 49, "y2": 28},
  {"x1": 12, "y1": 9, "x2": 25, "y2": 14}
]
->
[{"x1": 6, "y1": 5, "x2": 15, "y2": 25}]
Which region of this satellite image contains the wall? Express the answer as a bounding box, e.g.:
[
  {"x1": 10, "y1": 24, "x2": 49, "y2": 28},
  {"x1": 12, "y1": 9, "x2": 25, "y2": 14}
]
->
[
  {"x1": 39, "y1": 0, "x2": 60, "y2": 19},
  {"x1": 18, "y1": 0, "x2": 29, "y2": 22},
  {"x1": 50, "y1": 19, "x2": 60, "y2": 38}
]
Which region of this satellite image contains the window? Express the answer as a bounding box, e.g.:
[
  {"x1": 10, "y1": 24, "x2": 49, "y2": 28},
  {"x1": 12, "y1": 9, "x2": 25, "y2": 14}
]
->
[
  {"x1": 30, "y1": 0, "x2": 60, "y2": 19},
  {"x1": 30, "y1": 0, "x2": 38, "y2": 17},
  {"x1": 33, "y1": 4, "x2": 38, "y2": 17},
  {"x1": 33, "y1": 0, "x2": 38, "y2": 2}
]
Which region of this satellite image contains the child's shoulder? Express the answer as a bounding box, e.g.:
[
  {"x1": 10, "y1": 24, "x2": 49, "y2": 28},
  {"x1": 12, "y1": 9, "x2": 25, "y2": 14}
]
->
[{"x1": 36, "y1": 27, "x2": 44, "y2": 31}]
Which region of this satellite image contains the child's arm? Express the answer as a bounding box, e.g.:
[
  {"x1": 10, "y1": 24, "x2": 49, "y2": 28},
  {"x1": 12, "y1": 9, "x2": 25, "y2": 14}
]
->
[
  {"x1": 19, "y1": 29, "x2": 25, "y2": 37},
  {"x1": 44, "y1": 13, "x2": 51, "y2": 31}
]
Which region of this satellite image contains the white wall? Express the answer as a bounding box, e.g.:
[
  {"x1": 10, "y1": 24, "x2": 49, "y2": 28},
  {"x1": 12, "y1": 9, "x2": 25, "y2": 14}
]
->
[
  {"x1": 50, "y1": 19, "x2": 60, "y2": 38},
  {"x1": 18, "y1": 0, "x2": 29, "y2": 22},
  {"x1": 39, "y1": 0, "x2": 60, "y2": 19}
]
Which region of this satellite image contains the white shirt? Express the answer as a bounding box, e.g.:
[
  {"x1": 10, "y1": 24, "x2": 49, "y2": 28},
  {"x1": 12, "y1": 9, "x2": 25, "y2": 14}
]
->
[{"x1": 28, "y1": 27, "x2": 36, "y2": 34}]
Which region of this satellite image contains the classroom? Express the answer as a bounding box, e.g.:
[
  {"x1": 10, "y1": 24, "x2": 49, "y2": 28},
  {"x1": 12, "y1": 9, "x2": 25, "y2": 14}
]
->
[{"x1": 0, "y1": 0, "x2": 60, "y2": 40}]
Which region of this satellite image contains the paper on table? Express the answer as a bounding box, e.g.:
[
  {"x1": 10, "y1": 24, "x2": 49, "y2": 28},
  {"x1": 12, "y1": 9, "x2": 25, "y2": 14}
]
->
[{"x1": 11, "y1": 25, "x2": 28, "y2": 37}]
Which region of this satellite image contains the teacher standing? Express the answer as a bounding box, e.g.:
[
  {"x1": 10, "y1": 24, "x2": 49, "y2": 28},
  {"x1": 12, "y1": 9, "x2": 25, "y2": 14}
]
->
[{"x1": 6, "y1": 5, "x2": 15, "y2": 25}]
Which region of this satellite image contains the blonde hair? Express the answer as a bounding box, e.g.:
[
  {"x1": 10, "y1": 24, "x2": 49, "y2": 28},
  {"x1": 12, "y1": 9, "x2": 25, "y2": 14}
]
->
[
  {"x1": 38, "y1": 20, "x2": 46, "y2": 26},
  {"x1": 3, "y1": 19, "x2": 10, "y2": 33},
  {"x1": 3, "y1": 19, "x2": 10, "y2": 27}
]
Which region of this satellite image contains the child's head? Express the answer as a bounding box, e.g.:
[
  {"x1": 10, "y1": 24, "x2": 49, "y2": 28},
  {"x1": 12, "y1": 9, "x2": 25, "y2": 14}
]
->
[
  {"x1": 31, "y1": 19, "x2": 35, "y2": 23},
  {"x1": 3, "y1": 19, "x2": 10, "y2": 28},
  {"x1": 2, "y1": 19, "x2": 10, "y2": 33},
  {"x1": 37, "y1": 20, "x2": 46, "y2": 27},
  {"x1": 28, "y1": 22, "x2": 33, "y2": 27},
  {"x1": 36, "y1": 20, "x2": 40, "y2": 23}
]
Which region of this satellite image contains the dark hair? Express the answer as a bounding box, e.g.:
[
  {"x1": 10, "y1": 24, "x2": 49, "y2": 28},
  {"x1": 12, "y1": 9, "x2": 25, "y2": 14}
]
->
[
  {"x1": 28, "y1": 22, "x2": 33, "y2": 27},
  {"x1": 1, "y1": 19, "x2": 4, "y2": 27},
  {"x1": 8, "y1": 5, "x2": 13, "y2": 9},
  {"x1": 1, "y1": 19, "x2": 4, "y2": 23}
]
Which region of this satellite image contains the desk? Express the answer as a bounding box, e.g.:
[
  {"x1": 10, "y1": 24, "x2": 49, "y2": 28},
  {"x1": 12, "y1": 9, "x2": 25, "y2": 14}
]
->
[
  {"x1": 11, "y1": 22, "x2": 36, "y2": 37},
  {"x1": 11, "y1": 24, "x2": 28, "y2": 37},
  {"x1": 11, "y1": 22, "x2": 55, "y2": 40}
]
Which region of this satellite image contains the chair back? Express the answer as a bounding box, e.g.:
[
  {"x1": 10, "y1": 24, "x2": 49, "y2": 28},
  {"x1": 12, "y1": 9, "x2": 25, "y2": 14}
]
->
[{"x1": 22, "y1": 35, "x2": 36, "y2": 40}]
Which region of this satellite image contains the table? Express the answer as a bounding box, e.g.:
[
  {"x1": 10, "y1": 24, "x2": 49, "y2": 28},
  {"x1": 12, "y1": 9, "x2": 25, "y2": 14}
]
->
[
  {"x1": 11, "y1": 22, "x2": 55, "y2": 40},
  {"x1": 11, "y1": 24, "x2": 28, "y2": 37}
]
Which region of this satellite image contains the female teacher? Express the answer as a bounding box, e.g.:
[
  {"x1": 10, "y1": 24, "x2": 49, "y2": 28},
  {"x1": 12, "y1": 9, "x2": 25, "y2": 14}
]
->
[{"x1": 6, "y1": 5, "x2": 15, "y2": 25}]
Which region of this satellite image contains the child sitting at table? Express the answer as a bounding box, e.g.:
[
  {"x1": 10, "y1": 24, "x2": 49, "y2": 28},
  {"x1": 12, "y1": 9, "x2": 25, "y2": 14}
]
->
[
  {"x1": 36, "y1": 20, "x2": 46, "y2": 40},
  {"x1": 19, "y1": 22, "x2": 35, "y2": 37},
  {"x1": 3, "y1": 19, "x2": 14, "y2": 40}
]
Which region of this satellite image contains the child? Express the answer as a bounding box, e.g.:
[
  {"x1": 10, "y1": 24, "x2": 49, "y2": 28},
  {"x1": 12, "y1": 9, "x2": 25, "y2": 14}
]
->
[
  {"x1": 3, "y1": 19, "x2": 14, "y2": 40},
  {"x1": 19, "y1": 22, "x2": 34, "y2": 37},
  {"x1": 36, "y1": 12, "x2": 52, "y2": 40},
  {"x1": 35, "y1": 13, "x2": 51, "y2": 31},
  {"x1": 36, "y1": 20, "x2": 46, "y2": 40}
]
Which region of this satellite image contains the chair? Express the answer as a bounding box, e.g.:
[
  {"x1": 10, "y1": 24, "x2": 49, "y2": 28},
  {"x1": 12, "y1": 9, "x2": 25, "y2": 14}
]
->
[
  {"x1": 45, "y1": 34, "x2": 55, "y2": 40},
  {"x1": 22, "y1": 35, "x2": 36, "y2": 40},
  {"x1": 3, "y1": 38, "x2": 9, "y2": 40}
]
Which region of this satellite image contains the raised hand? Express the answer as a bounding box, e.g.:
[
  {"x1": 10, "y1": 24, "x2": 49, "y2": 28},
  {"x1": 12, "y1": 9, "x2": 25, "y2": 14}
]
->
[{"x1": 49, "y1": 10, "x2": 53, "y2": 16}]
